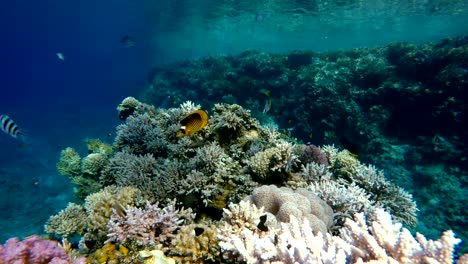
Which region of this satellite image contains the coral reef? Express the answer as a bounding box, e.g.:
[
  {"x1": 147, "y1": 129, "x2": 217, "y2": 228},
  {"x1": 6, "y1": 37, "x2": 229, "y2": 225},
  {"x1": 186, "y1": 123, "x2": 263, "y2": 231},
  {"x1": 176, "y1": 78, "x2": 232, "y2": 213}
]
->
[
  {"x1": 45, "y1": 202, "x2": 88, "y2": 238},
  {"x1": 141, "y1": 37, "x2": 467, "y2": 251},
  {"x1": 0, "y1": 235, "x2": 86, "y2": 264},
  {"x1": 56, "y1": 139, "x2": 113, "y2": 200},
  {"x1": 245, "y1": 185, "x2": 333, "y2": 235},
  {"x1": 43, "y1": 95, "x2": 468, "y2": 262},
  {"x1": 139, "y1": 250, "x2": 175, "y2": 264},
  {"x1": 89, "y1": 243, "x2": 129, "y2": 264},
  {"x1": 50, "y1": 36, "x2": 468, "y2": 261},
  {"x1": 117, "y1": 96, "x2": 142, "y2": 120},
  {"x1": 84, "y1": 186, "x2": 144, "y2": 241},
  {"x1": 106, "y1": 200, "x2": 195, "y2": 247},
  {"x1": 169, "y1": 223, "x2": 220, "y2": 263},
  {"x1": 217, "y1": 203, "x2": 467, "y2": 263},
  {"x1": 323, "y1": 145, "x2": 418, "y2": 227}
]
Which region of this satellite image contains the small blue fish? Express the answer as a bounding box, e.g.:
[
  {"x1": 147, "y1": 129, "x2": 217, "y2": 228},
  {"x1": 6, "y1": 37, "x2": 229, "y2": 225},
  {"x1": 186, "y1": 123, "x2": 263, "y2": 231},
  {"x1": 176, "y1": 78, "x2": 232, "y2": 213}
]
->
[{"x1": 0, "y1": 115, "x2": 26, "y2": 139}]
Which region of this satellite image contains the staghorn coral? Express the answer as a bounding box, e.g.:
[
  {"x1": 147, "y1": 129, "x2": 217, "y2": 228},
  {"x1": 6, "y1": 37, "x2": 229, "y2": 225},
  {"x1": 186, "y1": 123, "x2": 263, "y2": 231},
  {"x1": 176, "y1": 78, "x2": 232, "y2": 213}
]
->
[
  {"x1": 349, "y1": 164, "x2": 417, "y2": 227},
  {"x1": 300, "y1": 162, "x2": 332, "y2": 183},
  {"x1": 102, "y1": 151, "x2": 175, "y2": 202},
  {"x1": 308, "y1": 180, "x2": 374, "y2": 231},
  {"x1": 217, "y1": 200, "x2": 279, "y2": 262},
  {"x1": 106, "y1": 200, "x2": 195, "y2": 247},
  {"x1": 323, "y1": 145, "x2": 418, "y2": 227},
  {"x1": 217, "y1": 202, "x2": 467, "y2": 264},
  {"x1": 45, "y1": 203, "x2": 88, "y2": 238},
  {"x1": 339, "y1": 209, "x2": 466, "y2": 264},
  {"x1": 245, "y1": 185, "x2": 334, "y2": 235}
]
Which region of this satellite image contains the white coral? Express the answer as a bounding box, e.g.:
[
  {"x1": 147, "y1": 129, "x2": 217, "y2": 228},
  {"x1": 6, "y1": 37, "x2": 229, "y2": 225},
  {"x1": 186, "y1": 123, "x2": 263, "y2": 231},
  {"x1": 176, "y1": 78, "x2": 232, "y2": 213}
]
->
[{"x1": 218, "y1": 201, "x2": 466, "y2": 264}]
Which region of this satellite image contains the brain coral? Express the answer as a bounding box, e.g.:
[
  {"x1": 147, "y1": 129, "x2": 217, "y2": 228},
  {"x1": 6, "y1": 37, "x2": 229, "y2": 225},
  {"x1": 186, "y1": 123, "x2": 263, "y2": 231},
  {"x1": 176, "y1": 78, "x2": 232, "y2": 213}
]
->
[{"x1": 245, "y1": 185, "x2": 334, "y2": 235}]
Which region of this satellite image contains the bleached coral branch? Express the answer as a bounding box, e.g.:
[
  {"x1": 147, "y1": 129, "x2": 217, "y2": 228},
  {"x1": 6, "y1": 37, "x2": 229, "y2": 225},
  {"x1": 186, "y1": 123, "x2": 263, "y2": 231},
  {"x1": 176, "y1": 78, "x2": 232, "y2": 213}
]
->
[
  {"x1": 218, "y1": 201, "x2": 466, "y2": 264},
  {"x1": 339, "y1": 209, "x2": 464, "y2": 264}
]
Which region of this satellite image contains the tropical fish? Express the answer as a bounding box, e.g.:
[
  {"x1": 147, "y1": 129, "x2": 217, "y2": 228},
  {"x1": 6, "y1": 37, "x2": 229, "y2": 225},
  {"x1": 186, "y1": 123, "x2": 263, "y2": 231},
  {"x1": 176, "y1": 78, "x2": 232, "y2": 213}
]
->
[
  {"x1": 120, "y1": 35, "x2": 136, "y2": 48},
  {"x1": 262, "y1": 99, "x2": 272, "y2": 114},
  {"x1": 0, "y1": 115, "x2": 26, "y2": 139},
  {"x1": 56, "y1": 52, "x2": 65, "y2": 60},
  {"x1": 177, "y1": 110, "x2": 208, "y2": 137}
]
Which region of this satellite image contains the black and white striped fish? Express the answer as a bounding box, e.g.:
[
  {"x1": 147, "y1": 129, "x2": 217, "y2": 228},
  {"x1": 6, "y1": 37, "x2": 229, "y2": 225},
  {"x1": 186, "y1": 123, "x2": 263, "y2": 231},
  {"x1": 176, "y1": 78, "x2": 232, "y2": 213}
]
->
[{"x1": 0, "y1": 115, "x2": 26, "y2": 139}]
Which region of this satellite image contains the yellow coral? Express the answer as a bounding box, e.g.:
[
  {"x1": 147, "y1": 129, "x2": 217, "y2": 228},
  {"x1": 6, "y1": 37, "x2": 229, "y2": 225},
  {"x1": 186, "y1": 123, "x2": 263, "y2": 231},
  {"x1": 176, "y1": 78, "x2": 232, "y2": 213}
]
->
[
  {"x1": 140, "y1": 250, "x2": 175, "y2": 264},
  {"x1": 85, "y1": 138, "x2": 114, "y2": 156},
  {"x1": 169, "y1": 224, "x2": 219, "y2": 264},
  {"x1": 333, "y1": 149, "x2": 360, "y2": 179},
  {"x1": 84, "y1": 186, "x2": 143, "y2": 235},
  {"x1": 45, "y1": 202, "x2": 87, "y2": 237},
  {"x1": 57, "y1": 147, "x2": 81, "y2": 177},
  {"x1": 91, "y1": 243, "x2": 129, "y2": 264},
  {"x1": 81, "y1": 153, "x2": 106, "y2": 175}
]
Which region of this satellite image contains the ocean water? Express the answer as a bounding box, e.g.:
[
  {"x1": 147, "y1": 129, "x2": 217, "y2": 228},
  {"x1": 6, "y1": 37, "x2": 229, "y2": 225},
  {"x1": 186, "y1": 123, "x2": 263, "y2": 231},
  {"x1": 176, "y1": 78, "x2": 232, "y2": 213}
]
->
[{"x1": 0, "y1": 0, "x2": 467, "y2": 261}]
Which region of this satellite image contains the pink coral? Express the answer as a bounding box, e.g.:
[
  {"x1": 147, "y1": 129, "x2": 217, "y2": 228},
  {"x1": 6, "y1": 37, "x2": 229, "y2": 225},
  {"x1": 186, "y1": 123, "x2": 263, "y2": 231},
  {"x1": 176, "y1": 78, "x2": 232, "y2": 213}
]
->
[{"x1": 0, "y1": 235, "x2": 85, "y2": 264}]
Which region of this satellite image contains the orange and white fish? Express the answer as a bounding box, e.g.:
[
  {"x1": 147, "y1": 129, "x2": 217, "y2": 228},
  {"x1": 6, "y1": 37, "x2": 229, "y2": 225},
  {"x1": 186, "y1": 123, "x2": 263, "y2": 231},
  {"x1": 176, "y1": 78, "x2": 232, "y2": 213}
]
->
[{"x1": 0, "y1": 115, "x2": 26, "y2": 140}]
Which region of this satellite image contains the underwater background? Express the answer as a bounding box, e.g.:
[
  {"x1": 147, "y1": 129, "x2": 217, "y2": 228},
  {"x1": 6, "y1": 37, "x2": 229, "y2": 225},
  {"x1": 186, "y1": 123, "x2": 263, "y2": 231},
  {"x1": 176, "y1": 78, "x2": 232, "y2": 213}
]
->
[{"x1": 0, "y1": 0, "x2": 467, "y2": 262}]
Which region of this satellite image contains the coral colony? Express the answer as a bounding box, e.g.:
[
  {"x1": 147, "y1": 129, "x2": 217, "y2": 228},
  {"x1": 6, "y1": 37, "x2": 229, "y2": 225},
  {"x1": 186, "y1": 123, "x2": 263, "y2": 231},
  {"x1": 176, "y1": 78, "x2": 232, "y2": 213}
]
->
[{"x1": 1, "y1": 37, "x2": 467, "y2": 263}]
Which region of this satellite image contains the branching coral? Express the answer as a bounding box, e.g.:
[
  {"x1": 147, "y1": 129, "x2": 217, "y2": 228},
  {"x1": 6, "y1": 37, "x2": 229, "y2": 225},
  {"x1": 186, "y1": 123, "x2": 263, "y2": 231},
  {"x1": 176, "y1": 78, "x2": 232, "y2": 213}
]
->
[
  {"x1": 210, "y1": 103, "x2": 259, "y2": 144},
  {"x1": 114, "y1": 112, "x2": 168, "y2": 155},
  {"x1": 106, "y1": 200, "x2": 195, "y2": 247},
  {"x1": 322, "y1": 145, "x2": 418, "y2": 227},
  {"x1": 102, "y1": 151, "x2": 175, "y2": 202},
  {"x1": 339, "y1": 209, "x2": 465, "y2": 264},
  {"x1": 56, "y1": 139, "x2": 114, "y2": 200},
  {"x1": 45, "y1": 202, "x2": 88, "y2": 238},
  {"x1": 217, "y1": 201, "x2": 467, "y2": 264},
  {"x1": 84, "y1": 186, "x2": 144, "y2": 242},
  {"x1": 57, "y1": 147, "x2": 81, "y2": 177}
]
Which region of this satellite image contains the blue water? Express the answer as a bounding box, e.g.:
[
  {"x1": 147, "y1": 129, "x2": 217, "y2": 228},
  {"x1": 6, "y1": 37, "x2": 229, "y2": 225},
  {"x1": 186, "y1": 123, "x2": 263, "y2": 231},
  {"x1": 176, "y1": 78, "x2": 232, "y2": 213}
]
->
[
  {"x1": 1, "y1": 0, "x2": 467, "y2": 251},
  {"x1": 0, "y1": 0, "x2": 154, "y2": 240}
]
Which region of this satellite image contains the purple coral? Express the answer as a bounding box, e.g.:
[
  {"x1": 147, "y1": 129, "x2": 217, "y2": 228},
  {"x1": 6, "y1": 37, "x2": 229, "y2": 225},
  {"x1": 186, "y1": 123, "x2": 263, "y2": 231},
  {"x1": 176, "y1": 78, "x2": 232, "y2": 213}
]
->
[
  {"x1": 300, "y1": 144, "x2": 329, "y2": 167},
  {"x1": 106, "y1": 200, "x2": 195, "y2": 247},
  {"x1": 0, "y1": 235, "x2": 86, "y2": 264}
]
